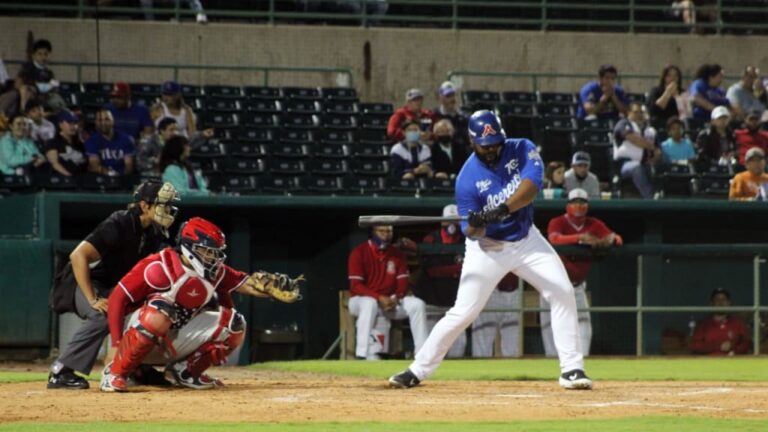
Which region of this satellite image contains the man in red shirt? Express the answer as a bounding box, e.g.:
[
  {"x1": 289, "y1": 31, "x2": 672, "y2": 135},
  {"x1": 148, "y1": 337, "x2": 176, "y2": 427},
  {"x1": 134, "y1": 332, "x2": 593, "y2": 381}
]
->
[
  {"x1": 348, "y1": 224, "x2": 428, "y2": 359},
  {"x1": 386, "y1": 88, "x2": 438, "y2": 143},
  {"x1": 735, "y1": 110, "x2": 768, "y2": 166},
  {"x1": 542, "y1": 188, "x2": 622, "y2": 357},
  {"x1": 689, "y1": 287, "x2": 752, "y2": 356}
]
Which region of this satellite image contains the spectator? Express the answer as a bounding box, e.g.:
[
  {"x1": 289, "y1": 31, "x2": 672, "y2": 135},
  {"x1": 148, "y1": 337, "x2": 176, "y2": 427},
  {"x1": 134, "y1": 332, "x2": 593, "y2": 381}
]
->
[
  {"x1": 726, "y1": 66, "x2": 767, "y2": 121},
  {"x1": 689, "y1": 64, "x2": 730, "y2": 123},
  {"x1": 44, "y1": 110, "x2": 87, "y2": 177},
  {"x1": 695, "y1": 106, "x2": 736, "y2": 169},
  {"x1": 415, "y1": 204, "x2": 466, "y2": 358},
  {"x1": 542, "y1": 161, "x2": 566, "y2": 196},
  {"x1": 106, "y1": 81, "x2": 154, "y2": 141},
  {"x1": 614, "y1": 102, "x2": 659, "y2": 199},
  {"x1": 433, "y1": 81, "x2": 469, "y2": 151},
  {"x1": 729, "y1": 147, "x2": 768, "y2": 200},
  {"x1": 136, "y1": 117, "x2": 180, "y2": 175},
  {"x1": 670, "y1": 1, "x2": 696, "y2": 26},
  {"x1": 542, "y1": 188, "x2": 622, "y2": 357},
  {"x1": 151, "y1": 81, "x2": 197, "y2": 138},
  {"x1": 19, "y1": 39, "x2": 67, "y2": 113},
  {"x1": 647, "y1": 64, "x2": 683, "y2": 130},
  {"x1": 0, "y1": 71, "x2": 38, "y2": 119},
  {"x1": 430, "y1": 119, "x2": 467, "y2": 179},
  {"x1": 84, "y1": 108, "x2": 135, "y2": 176},
  {"x1": 661, "y1": 117, "x2": 695, "y2": 164},
  {"x1": 577, "y1": 64, "x2": 629, "y2": 121},
  {"x1": 24, "y1": 98, "x2": 55, "y2": 149},
  {"x1": 386, "y1": 88, "x2": 437, "y2": 143},
  {"x1": 563, "y1": 151, "x2": 600, "y2": 198},
  {"x1": 689, "y1": 288, "x2": 751, "y2": 355},
  {"x1": 0, "y1": 58, "x2": 8, "y2": 84},
  {"x1": 0, "y1": 114, "x2": 45, "y2": 175},
  {"x1": 159, "y1": 135, "x2": 210, "y2": 197},
  {"x1": 139, "y1": 0, "x2": 208, "y2": 23},
  {"x1": 347, "y1": 224, "x2": 428, "y2": 360},
  {"x1": 390, "y1": 119, "x2": 433, "y2": 179},
  {"x1": 735, "y1": 110, "x2": 768, "y2": 166}
]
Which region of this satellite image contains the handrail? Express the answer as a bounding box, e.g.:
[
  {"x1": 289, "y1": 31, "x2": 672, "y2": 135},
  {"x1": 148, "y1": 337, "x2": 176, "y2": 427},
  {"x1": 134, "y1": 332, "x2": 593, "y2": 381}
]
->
[
  {"x1": 4, "y1": 1, "x2": 768, "y2": 34},
  {"x1": 3, "y1": 60, "x2": 354, "y2": 88}
]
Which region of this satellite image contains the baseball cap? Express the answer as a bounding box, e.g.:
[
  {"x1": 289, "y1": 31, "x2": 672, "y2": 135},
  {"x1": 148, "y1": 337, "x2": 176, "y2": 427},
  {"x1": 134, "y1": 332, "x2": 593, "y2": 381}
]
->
[
  {"x1": 438, "y1": 81, "x2": 456, "y2": 97},
  {"x1": 710, "y1": 287, "x2": 731, "y2": 301},
  {"x1": 110, "y1": 81, "x2": 130, "y2": 98},
  {"x1": 567, "y1": 188, "x2": 589, "y2": 202},
  {"x1": 162, "y1": 80, "x2": 182, "y2": 95},
  {"x1": 745, "y1": 147, "x2": 765, "y2": 161},
  {"x1": 710, "y1": 106, "x2": 730, "y2": 121},
  {"x1": 746, "y1": 110, "x2": 762, "y2": 120},
  {"x1": 571, "y1": 151, "x2": 591, "y2": 167},
  {"x1": 405, "y1": 88, "x2": 424, "y2": 102},
  {"x1": 442, "y1": 204, "x2": 458, "y2": 217},
  {"x1": 56, "y1": 110, "x2": 79, "y2": 124}
]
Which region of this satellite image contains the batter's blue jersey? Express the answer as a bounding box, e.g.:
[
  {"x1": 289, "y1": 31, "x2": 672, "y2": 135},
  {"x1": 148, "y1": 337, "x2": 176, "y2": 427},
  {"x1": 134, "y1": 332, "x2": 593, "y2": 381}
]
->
[{"x1": 455, "y1": 138, "x2": 544, "y2": 241}]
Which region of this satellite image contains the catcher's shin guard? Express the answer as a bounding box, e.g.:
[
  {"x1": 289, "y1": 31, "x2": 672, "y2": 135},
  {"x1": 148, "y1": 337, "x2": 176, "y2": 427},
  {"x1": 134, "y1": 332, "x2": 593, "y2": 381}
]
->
[
  {"x1": 185, "y1": 310, "x2": 246, "y2": 378},
  {"x1": 111, "y1": 307, "x2": 170, "y2": 377}
]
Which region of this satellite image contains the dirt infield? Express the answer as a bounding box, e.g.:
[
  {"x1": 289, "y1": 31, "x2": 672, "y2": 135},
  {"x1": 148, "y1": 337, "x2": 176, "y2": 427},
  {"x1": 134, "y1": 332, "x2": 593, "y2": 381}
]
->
[{"x1": 2, "y1": 367, "x2": 767, "y2": 423}]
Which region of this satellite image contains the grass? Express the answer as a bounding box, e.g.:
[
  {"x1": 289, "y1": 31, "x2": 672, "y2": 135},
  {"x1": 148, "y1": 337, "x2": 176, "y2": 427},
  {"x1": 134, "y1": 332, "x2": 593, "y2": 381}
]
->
[
  {"x1": 0, "y1": 418, "x2": 766, "y2": 432},
  {"x1": 249, "y1": 357, "x2": 768, "y2": 382}
]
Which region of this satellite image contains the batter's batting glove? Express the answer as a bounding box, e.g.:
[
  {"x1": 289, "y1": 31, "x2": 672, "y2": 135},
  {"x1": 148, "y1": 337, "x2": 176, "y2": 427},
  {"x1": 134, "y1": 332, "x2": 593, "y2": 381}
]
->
[
  {"x1": 467, "y1": 211, "x2": 487, "y2": 228},
  {"x1": 483, "y1": 203, "x2": 510, "y2": 224}
]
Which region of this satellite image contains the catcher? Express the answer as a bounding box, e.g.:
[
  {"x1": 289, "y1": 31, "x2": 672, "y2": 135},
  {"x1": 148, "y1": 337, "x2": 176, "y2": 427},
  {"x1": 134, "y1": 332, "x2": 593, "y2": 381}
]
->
[{"x1": 100, "y1": 217, "x2": 303, "y2": 392}]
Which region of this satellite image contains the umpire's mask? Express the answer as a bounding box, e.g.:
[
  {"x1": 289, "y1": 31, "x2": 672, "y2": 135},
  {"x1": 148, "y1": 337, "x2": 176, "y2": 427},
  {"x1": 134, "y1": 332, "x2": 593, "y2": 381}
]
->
[{"x1": 134, "y1": 180, "x2": 180, "y2": 237}]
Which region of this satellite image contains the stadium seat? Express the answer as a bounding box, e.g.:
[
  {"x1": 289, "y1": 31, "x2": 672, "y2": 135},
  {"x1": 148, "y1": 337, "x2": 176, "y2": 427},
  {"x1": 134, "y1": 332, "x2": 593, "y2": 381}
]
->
[
  {"x1": 324, "y1": 100, "x2": 358, "y2": 115},
  {"x1": 501, "y1": 91, "x2": 537, "y2": 104},
  {"x1": 207, "y1": 174, "x2": 255, "y2": 194},
  {"x1": 241, "y1": 113, "x2": 279, "y2": 129},
  {"x1": 311, "y1": 142, "x2": 350, "y2": 159},
  {"x1": 539, "y1": 117, "x2": 577, "y2": 163},
  {"x1": 498, "y1": 103, "x2": 536, "y2": 138},
  {"x1": 181, "y1": 85, "x2": 204, "y2": 97},
  {"x1": 360, "y1": 113, "x2": 389, "y2": 130},
  {"x1": 283, "y1": 87, "x2": 321, "y2": 101},
  {"x1": 358, "y1": 129, "x2": 391, "y2": 146},
  {"x1": 323, "y1": 114, "x2": 358, "y2": 131},
  {"x1": 79, "y1": 174, "x2": 123, "y2": 191},
  {"x1": 226, "y1": 142, "x2": 268, "y2": 158},
  {"x1": 77, "y1": 93, "x2": 110, "y2": 109},
  {"x1": 259, "y1": 175, "x2": 304, "y2": 195},
  {"x1": 300, "y1": 176, "x2": 344, "y2": 194},
  {"x1": 279, "y1": 129, "x2": 314, "y2": 146},
  {"x1": 577, "y1": 130, "x2": 612, "y2": 147},
  {"x1": 322, "y1": 87, "x2": 358, "y2": 101},
  {"x1": 82, "y1": 82, "x2": 112, "y2": 94},
  {"x1": 320, "y1": 130, "x2": 355, "y2": 145},
  {"x1": 191, "y1": 141, "x2": 226, "y2": 158},
  {"x1": 352, "y1": 159, "x2": 389, "y2": 176},
  {"x1": 352, "y1": 143, "x2": 389, "y2": 160},
  {"x1": 269, "y1": 141, "x2": 309, "y2": 158},
  {"x1": 536, "y1": 103, "x2": 574, "y2": 119},
  {"x1": 282, "y1": 114, "x2": 321, "y2": 130},
  {"x1": 205, "y1": 97, "x2": 241, "y2": 113},
  {"x1": 203, "y1": 85, "x2": 243, "y2": 99},
  {"x1": 201, "y1": 112, "x2": 238, "y2": 128},
  {"x1": 309, "y1": 158, "x2": 349, "y2": 176},
  {"x1": 660, "y1": 164, "x2": 696, "y2": 197},
  {"x1": 701, "y1": 164, "x2": 733, "y2": 178},
  {"x1": 37, "y1": 173, "x2": 77, "y2": 190},
  {"x1": 188, "y1": 158, "x2": 221, "y2": 177},
  {"x1": 359, "y1": 103, "x2": 394, "y2": 115},
  {"x1": 424, "y1": 177, "x2": 456, "y2": 195},
  {"x1": 284, "y1": 100, "x2": 322, "y2": 114},
  {"x1": 244, "y1": 99, "x2": 281, "y2": 113},
  {"x1": 582, "y1": 145, "x2": 613, "y2": 182},
  {"x1": 237, "y1": 128, "x2": 275, "y2": 144},
  {"x1": 626, "y1": 93, "x2": 647, "y2": 104},
  {"x1": 243, "y1": 86, "x2": 282, "y2": 100},
  {"x1": 130, "y1": 83, "x2": 161, "y2": 96},
  {"x1": 385, "y1": 177, "x2": 423, "y2": 196},
  {"x1": 695, "y1": 175, "x2": 731, "y2": 198},
  {"x1": 579, "y1": 117, "x2": 614, "y2": 132},
  {"x1": 268, "y1": 158, "x2": 306, "y2": 175},
  {"x1": 538, "y1": 92, "x2": 577, "y2": 105},
  {"x1": 342, "y1": 176, "x2": 386, "y2": 195},
  {"x1": 58, "y1": 81, "x2": 81, "y2": 94},
  {"x1": 225, "y1": 158, "x2": 265, "y2": 175},
  {"x1": 0, "y1": 174, "x2": 32, "y2": 192},
  {"x1": 462, "y1": 90, "x2": 501, "y2": 108}
]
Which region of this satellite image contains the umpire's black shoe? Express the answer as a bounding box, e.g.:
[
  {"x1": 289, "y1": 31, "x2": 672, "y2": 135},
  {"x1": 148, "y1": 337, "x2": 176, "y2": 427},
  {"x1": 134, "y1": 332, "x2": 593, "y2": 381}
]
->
[
  {"x1": 388, "y1": 369, "x2": 420, "y2": 389},
  {"x1": 559, "y1": 369, "x2": 593, "y2": 390},
  {"x1": 47, "y1": 370, "x2": 90, "y2": 390}
]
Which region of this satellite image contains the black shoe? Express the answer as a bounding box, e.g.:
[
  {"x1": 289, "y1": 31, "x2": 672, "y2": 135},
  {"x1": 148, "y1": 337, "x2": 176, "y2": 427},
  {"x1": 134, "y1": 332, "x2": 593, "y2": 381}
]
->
[
  {"x1": 559, "y1": 369, "x2": 592, "y2": 390},
  {"x1": 388, "y1": 369, "x2": 420, "y2": 389},
  {"x1": 47, "y1": 370, "x2": 90, "y2": 389},
  {"x1": 132, "y1": 365, "x2": 172, "y2": 387}
]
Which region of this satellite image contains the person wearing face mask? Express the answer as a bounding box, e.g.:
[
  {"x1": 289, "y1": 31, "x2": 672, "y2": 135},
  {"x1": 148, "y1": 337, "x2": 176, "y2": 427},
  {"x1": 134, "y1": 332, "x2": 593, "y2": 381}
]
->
[
  {"x1": 347, "y1": 224, "x2": 428, "y2": 360},
  {"x1": 430, "y1": 119, "x2": 469, "y2": 179},
  {"x1": 433, "y1": 81, "x2": 470, "y2": 151},
  {"x1": 689, "y1": 288, "x2": 751, "y2": 356},
  {"x1": 48, "y1": 180, "x2": 180, "y2": 389},
  {"x1": 390, "y1": 119, "x2": 434, "y2": 179},
  {"x1": 540, "y1": 188, "x2": 622, "y2": 357}
]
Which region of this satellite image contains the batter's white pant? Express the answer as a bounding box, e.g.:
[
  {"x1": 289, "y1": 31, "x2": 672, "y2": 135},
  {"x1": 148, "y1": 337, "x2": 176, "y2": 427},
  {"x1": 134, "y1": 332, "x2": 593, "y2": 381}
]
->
[
  {"x1": 348, "y1": 295, "x2": 428, "y2": 359},
  {"x1": 427, "y1": 313, "x2": 466, "y2": 358},
  {"x1": 541, "y1": 282, "x2": 591, "y2": 357},
  {"x1": 409, "y1": 228, "x2": 584, "y2": 380},
  {"x1": 123, "y1": 308, "x2": 233, "y2": 365},
  {"x1": 472, "y1": 289, "x2": 522, "y2": 357}
]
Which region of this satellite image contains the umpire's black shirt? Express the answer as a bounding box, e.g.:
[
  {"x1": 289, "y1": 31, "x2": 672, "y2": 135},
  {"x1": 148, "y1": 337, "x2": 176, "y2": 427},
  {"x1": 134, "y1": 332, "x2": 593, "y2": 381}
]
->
[{"x1": 84, "y1": 206, "x2": 166, "y2": 290}]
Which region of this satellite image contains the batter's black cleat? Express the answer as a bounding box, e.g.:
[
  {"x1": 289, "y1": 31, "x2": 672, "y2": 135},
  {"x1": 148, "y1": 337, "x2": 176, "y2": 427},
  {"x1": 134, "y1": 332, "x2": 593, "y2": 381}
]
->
[
  {"x1": 47, "y1": 369, "x2": 90, "y2": 390},
  {"x1": 559, "y1": 369, "x2": 593, "y2": 390},
  {"x1": 388, "y1": 369, "x2": 420, "y2": 389}
]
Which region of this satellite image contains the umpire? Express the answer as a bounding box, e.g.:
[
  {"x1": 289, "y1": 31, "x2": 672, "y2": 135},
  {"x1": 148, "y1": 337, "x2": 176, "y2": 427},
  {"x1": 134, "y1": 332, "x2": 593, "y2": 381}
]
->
[{"x1": 47, "y1": 180, "x2": 180, "y2": 389}]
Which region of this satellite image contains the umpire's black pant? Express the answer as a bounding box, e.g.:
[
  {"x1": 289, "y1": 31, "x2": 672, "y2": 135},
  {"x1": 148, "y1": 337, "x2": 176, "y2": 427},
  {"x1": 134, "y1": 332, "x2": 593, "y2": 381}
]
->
[{"x1": 51, "y1": 282, "x2": 111, "y2": 375}]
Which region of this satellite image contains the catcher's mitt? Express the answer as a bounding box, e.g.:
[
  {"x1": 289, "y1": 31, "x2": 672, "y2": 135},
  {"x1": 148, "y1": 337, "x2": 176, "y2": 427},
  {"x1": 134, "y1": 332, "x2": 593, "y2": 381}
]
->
[{"x1": 247, "y1": 271, "x2": 304, "y2": 303}]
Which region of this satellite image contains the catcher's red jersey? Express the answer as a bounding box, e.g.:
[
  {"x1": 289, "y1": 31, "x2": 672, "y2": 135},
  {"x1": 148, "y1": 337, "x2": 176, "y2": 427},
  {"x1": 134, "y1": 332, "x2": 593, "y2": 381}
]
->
[{"x1": 108, "y1": 247, "x2": 248, "y2": 345}]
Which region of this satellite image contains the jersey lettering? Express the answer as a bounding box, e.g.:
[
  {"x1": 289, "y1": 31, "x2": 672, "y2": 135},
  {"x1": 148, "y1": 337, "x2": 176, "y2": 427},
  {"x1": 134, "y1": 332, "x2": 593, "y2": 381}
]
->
[{"x1": 483, "y1": 174, "x2": 522, "y2": 211}]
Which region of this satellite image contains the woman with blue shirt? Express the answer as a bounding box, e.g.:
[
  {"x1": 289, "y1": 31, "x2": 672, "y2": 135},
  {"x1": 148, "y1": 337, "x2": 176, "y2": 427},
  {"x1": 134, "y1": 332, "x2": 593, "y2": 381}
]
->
[
  {"x1": 159, "y1": 135, "x2": 209, "y2": 197},
  {"x1": 689, "y1": 64, "x2": 730, "y2": 122},
  {"x1": 0, "y1": 114, "x2": 46, "y2": 175},
  {"x1": 661, "y1": 117, "x2": 695, "y2": 164}
]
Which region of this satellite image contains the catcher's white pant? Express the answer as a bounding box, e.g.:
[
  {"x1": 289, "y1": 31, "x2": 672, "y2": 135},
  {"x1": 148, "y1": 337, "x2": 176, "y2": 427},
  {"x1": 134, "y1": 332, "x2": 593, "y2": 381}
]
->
[
  {"x1": 348, "y1": 295, "x2": 428, "y2": 359},
  {"x1": 541, "y1": 282, "x2": 591, "y2": 356},
  {"x1": 123, "y1": 308, "x2": 235, "y2": 365},
  {"x1": 426, "y1": 313, "x2": 466, "y2": 358},
  {"x1": 472, "y1": 288, "x2": 521, "y2": 357},
  {"x1": 409, "y1": 228, "x2": 584, "y2": 380}
]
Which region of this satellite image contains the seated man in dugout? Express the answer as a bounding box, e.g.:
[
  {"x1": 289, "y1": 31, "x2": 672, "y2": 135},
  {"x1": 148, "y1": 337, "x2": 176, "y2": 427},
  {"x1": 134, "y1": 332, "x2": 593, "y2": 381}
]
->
[
  {"x1": 689, "y1": 288, "x2": 751, "y2": 356},
  {"x1": 347, "y1": 224, "x2": 428, "y2": 360}
]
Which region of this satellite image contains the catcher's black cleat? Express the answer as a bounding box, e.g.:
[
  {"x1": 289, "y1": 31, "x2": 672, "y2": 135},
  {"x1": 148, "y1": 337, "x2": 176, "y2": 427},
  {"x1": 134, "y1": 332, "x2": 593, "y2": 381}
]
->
[
  {"x1": 559, "y1": 369, "x2": 593, "y2": 390},
  {"x1": 47, "y1": 369, "x2": 89, "y2": 390},
  {"x1": 132, "y1": 365, "x2": 172, "y2": 387},
  {"x1": 388, "y1": 369, "x2": 420, "y2": 389}
]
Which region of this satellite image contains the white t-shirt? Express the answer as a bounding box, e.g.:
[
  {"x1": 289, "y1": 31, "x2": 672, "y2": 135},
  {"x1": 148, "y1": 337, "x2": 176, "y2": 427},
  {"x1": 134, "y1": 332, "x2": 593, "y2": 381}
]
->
[{"x1": 613, "y1": 118, "x2": 656, "y2": 161}]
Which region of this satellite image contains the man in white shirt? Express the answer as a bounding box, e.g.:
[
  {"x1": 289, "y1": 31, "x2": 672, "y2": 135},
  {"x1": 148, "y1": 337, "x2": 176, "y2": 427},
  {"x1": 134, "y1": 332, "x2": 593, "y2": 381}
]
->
[{"x1": 613, "y1": 102, "x2": 659, "y2": 198}]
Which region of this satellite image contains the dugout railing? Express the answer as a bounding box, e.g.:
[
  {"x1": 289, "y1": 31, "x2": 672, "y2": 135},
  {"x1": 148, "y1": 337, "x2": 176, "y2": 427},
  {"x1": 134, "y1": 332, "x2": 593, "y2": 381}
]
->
[{"x1": 3, "y1": 1, "x2": 768, "y2": 34}]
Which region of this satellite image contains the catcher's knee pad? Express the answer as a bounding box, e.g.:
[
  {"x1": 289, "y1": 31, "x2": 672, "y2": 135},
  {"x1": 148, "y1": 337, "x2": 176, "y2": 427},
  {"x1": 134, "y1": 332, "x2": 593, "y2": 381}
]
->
[{"x1": 112, "y1": 325, "x2": 161, "y2": 376}]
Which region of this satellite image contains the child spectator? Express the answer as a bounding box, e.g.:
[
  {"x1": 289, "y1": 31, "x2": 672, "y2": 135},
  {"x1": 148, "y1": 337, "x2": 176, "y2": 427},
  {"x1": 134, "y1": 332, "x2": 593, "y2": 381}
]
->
[
  {"x1": 19, "y1": 39, "x2": 67, "y2": 113},
  {"x1": 542, "y1": 161, "x2": 566, "y2": 197},
  {"x1": 159, "y1": 135, "x2": 209, "y2": 197},
  {"x1": 390, "y1": 119, "x2": 433, "y2": 179},
  {"x1": 44, "y1": 110, "x2": 87, "y2": 177},
  {"x1": 661, "y1": 117, "x2": 695, "y2": 164},
  {"x1": 0, "y1": 114, "x2": 45, "y2": 175},
  {"x1": 24, "y1": 98, "x2": 55, "y2": 149},
  {"x1": 729, "y1": 147, "x2": 768, "y2": 201}
]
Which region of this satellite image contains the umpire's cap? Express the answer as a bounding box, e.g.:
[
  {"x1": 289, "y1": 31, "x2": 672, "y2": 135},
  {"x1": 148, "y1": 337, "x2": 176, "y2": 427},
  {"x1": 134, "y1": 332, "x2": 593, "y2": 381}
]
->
[{"x1": 133, "y1": 180, "x2": 179, "y2": 205}]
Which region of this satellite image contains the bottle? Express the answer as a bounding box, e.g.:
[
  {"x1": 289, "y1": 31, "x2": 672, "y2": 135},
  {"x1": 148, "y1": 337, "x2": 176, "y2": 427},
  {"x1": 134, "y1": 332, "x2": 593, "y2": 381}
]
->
[{"x1": 688, "y1": 316, "x2": 696, "y2": 337}]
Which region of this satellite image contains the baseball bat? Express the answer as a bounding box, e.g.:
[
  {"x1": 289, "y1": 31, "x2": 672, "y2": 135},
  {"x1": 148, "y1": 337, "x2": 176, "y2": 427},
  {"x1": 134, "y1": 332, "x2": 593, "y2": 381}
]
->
[{"x1": 358, "y1": 215, "x2": 466, "y2": 227}]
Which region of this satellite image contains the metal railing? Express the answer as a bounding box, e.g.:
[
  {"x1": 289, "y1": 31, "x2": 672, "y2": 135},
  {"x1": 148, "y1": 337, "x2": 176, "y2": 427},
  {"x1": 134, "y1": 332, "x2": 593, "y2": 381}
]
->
[
  {"x1": 3, "y1": 60, "x2": 354, "y2": 88},
  {"x1": 3, "y1": 1, "x2": 768, "y2": 34}
]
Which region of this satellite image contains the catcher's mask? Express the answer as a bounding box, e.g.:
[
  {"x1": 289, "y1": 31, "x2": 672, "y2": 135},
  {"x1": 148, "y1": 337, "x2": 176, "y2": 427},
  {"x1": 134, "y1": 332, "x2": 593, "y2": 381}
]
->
[
  {"x1": 133, "y1": 180, "x2": 180, "y2": 237},
  {"x1": 178, "y1": 217, "x2": 227, "y2": 282}
]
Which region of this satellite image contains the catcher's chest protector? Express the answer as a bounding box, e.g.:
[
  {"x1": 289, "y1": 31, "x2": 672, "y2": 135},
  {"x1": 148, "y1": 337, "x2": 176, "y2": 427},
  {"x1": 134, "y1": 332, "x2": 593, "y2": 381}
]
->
[{"x1": 145, "y1": 249, "x2": 221, "y2": 310}]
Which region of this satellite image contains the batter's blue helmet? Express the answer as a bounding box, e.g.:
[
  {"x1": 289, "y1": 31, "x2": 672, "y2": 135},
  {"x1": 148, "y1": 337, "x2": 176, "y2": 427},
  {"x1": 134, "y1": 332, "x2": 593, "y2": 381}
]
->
[{"x1": 468, "y1": 110, "x2": 506, "y2": 146}]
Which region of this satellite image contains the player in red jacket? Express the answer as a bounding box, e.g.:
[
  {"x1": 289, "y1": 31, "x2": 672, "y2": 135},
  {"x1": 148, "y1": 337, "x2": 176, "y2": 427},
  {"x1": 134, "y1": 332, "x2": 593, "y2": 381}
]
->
[
  {"x1": 689, "y1": 287, "x2": 752, "y2": 355},
  {"x1": 541, "y1": 188, "x2": 622, "y2": 357},
  {"x1": 100, "y1": 217, "x2": 281, "y2": 392}
]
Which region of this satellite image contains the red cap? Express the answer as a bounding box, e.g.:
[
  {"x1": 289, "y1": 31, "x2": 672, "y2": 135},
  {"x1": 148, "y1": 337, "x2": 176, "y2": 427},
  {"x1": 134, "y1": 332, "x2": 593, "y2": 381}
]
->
[{"x1": 110, "y1": 81, "x2": 131, "y2": 98}]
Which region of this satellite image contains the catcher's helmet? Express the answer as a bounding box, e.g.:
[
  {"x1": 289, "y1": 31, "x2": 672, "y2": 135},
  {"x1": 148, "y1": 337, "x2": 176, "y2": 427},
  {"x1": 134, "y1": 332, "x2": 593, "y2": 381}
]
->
[
  {"x1": 178, "y1": 217, "x2": 227, "y2": 281},
  {"x1": 468, "y1": 110, "x2": 506, "y2": 146}
]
